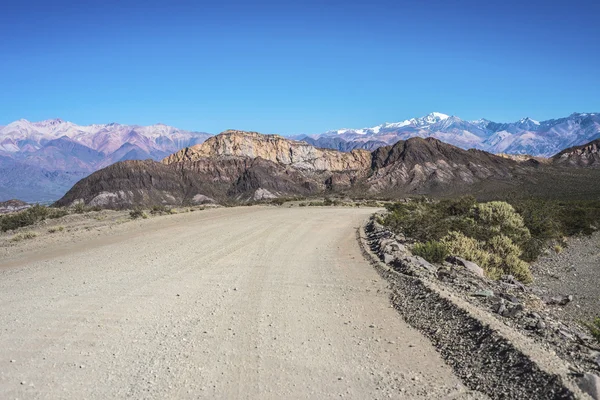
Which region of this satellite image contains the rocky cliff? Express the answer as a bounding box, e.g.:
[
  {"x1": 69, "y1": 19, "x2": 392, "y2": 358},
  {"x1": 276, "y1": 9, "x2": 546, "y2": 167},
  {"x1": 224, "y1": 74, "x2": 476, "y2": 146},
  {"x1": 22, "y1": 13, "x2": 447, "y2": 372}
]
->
[
  {"x1": 163, "y1": 130, "x2": 372, "y2": 173},
  {"x1": 552, "y1": 139, "x2": 600, "y2": 168}
]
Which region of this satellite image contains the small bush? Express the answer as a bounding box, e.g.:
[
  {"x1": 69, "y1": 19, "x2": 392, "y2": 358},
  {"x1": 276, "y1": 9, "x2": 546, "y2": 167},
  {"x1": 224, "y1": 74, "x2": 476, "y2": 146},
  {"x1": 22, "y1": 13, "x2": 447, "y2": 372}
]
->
[
  {"x1": 554, "y1": 244, "x2": 563, "y2": 254},
  {"x1": 73, "y1": 202, "x2": 86, "y2": 214},
  {"x1": 11, "y1": 232, "x2": 38, "y2": 242},
  {"x1": 150, "y1": 205, "x2": 172, "y2": 215},
  {"x1": 299, "y1": 202, "x2": 307, "y2": 207},
  {"x1": 441, "y1": 231, "x2": 532, "y2": 283},
  {"x1": 48, "y1": 226, "x2": 65, "y2": 233},
  {"x1": 485, "y1": 235, "x2": 532, "y2": 283},
  {"x1": 129, "y1": 209, "x2": 146, "y2": 219},
  {"x1": 413, "y1": 241, "x2": 449, "y2": 264},
  {"x1": 270, "y1": 198, "x2": 286, "y2": 206},
  {"x1": 585, "y1": 317, "x2": 600, "y2": 343},
  {"x1": 472, "y1": 201, "x2": 531, "y2": 245},
  {"x1": 441, "y1": 231, "x2": 491, "y2": 269}
]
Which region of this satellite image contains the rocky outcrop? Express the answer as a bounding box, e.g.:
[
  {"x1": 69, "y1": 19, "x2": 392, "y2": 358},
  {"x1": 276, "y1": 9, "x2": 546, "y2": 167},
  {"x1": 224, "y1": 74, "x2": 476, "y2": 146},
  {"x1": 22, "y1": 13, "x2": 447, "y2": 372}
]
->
[
  {"x1": 552, "y1": 139, "x2": 600, "y2": 168},
  {"x1": 163, "y1": 130, "x2": 372, "y2": 173},
  {"x1": 367, "y1": 137, "x2": 518, "y2": 194}
]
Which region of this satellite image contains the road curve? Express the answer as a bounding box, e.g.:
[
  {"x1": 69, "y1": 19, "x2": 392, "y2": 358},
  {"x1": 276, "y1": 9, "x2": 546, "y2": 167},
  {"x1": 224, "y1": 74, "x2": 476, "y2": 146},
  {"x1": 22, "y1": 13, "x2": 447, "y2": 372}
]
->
[{"x1": 0, "y1": 206, "x2": 480, "y2": 399}]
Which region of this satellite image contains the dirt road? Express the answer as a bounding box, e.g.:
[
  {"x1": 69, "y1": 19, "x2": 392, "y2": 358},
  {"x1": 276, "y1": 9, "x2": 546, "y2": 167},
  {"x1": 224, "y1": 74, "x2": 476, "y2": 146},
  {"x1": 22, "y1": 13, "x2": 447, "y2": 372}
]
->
[{"x1": 0, "y1": 207, "x2": 480, "y2": 399}]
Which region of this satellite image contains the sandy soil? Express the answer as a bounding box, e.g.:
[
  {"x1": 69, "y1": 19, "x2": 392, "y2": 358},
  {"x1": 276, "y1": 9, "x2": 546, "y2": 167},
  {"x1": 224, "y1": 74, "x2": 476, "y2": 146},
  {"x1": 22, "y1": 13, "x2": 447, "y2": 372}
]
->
[{"x1": 0, "y1": 206, "x2": 482, "y2": 399}]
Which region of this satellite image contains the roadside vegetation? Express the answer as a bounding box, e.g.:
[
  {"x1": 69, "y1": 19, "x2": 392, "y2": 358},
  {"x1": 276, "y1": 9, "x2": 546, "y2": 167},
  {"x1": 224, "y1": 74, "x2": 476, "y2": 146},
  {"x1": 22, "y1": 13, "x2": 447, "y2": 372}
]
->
[
  {"x1": 10, "y1": 232, "x2": 38, "y2": 242},
  {"x1": 0, "y1": 205, "x2": 68, "y2": 232},
  {"x1": 383, "y1": 197, "x2": 600, "y2": 284},
  {"x1": 585, "y1": 318, "x2": 600, "y2": 344}
]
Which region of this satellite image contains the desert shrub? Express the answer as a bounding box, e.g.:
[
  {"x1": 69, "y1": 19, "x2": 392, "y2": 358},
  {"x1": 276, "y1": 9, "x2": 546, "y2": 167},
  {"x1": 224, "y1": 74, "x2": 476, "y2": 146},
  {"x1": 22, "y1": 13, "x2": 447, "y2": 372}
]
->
[
  {"x1": 0, "y1": 205, "x2": 67, "y2": 232},
  {"x1": 129, "y1": 209, "x2": 146, "y2": 219},
  {"x1": 11, "y1": 232, "x2": 38, "y2": 242},
  {"x1": 413, "y1": 241, "x2": 449, "y2": 264},
  {"x1": 298, "y1": 202, "x2": 307, "y2": 207},
  {"x1": 438, "y1": 196, "x2": 476, "y2": 216},
  {"x1": 150, "y1": 205, "x2": 172, "y2": 215},
  {"x1": 383, "y1": 196, "x2": 600, "y2": 283},
  {"x1": 512, "y1": 199, "x2": 600, "y2": 237},
  {"x1": 485, "y1": 235, "x2": 532, "y2": 283},
  {"x1": 48, "y1": 226, "x2": 65, "y2": 233},
  {"x1": 441, "y1": 231, "x2": 491, "y2": 269},
  {"x1": 471, "y1": 202, "x2": 531, "y2": 245},
  {"x1": 440, "y1": 231, "x2": 532, "y2": 283},
  {"x1": 585, "y1": 318, "x2": 600, "y2": 343},
  {"x1": 270, "y1": 198, "x2": 286, "y2": 206},
  {"x1": 73, "y1": 202, "x2": 86, "y2": 214}
]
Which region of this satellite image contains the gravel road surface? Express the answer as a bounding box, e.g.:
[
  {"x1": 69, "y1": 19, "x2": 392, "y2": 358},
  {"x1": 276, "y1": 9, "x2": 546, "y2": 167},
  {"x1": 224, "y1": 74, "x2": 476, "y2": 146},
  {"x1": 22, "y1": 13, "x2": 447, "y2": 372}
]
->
[{"x1": 0, "y1": 206, "x2": 481, "y2": 399}]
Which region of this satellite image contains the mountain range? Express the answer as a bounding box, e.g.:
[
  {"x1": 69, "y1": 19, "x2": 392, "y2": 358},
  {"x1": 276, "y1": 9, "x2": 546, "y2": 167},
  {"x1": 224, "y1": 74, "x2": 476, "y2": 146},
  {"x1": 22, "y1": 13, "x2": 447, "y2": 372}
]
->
[
  {"x1": 2, "y1": 112, "x2": 600, "y2": 202},
  {"x1": 56, "y1": 129, "x2": 600, "y2": 209},
  {"x1": 299, "y1": 112, "x2": 600, "y2": 157},
  {"x1": 0, "y1": 119, "x2": 210, "y2": 202}
]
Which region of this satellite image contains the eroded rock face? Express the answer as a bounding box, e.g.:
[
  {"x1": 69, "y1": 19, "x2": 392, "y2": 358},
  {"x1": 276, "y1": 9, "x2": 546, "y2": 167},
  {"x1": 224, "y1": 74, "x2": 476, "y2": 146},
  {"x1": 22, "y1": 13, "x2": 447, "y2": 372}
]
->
[
  {"x1": 163, "y1": 130, "x2": 372, "y2": 173},
  {"x1": 553, "y1": 139, "x2": 600, "y2": 168}
]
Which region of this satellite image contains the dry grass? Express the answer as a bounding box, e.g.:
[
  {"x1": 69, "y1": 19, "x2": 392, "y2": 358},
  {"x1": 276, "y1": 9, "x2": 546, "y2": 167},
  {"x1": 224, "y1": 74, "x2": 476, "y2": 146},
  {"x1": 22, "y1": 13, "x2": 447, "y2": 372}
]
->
[{"x1": 11, "y1": 232, "x2": 38, "y2": 242}]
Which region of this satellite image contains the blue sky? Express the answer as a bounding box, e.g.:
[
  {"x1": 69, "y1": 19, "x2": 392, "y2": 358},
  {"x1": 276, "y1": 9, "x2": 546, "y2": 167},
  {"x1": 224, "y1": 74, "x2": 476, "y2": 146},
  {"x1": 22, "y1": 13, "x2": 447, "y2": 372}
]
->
[{"x1": 1, "y1": 0, "x2": 598, "y2": 134}]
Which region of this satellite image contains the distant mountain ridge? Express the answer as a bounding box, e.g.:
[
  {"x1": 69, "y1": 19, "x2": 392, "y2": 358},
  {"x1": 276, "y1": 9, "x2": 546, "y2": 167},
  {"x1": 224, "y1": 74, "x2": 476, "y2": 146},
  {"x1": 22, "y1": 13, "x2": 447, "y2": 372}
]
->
[
  {"x1": 56, "y1": 131, "x2": 600, "y2": 208},
  {"x1": 0, "y1": 119, "x2": 211, "y2": 202},
  {"x1": 3, "y1": 112, "x2": 600, "y2": 202},
  {"x1": 56, "y1": 130, "x2": 527, "y2": 208},
  {"x1": 300, "y1": 112, "x2": 600, "y2": 157}
]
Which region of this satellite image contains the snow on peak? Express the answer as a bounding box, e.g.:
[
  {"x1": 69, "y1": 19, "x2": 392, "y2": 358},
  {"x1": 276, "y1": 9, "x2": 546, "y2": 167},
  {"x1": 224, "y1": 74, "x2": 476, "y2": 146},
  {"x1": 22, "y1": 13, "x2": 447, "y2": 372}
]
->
[
  {"x1": 429, "y1": 112, "x2": 450, "y2": 120},
  {"x1": 519, "y1": 117, "x2": 540, "y2": 125}
]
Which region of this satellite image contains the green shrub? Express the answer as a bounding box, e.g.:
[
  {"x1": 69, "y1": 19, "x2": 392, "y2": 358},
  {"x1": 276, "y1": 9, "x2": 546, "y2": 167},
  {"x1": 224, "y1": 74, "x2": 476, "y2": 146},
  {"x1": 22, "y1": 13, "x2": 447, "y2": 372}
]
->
[
  {"x1": 441, "y1": 231, "x2": 491, "y2": 269},
  {"x1": 440, "y1": 231, "x2": 532, "y2": 283},
  {"x1": 413, "y1": 241, "x2": 449, "y2": 264},
  {"x1": 485, "y1": 235, "x2": 532, "y2": 283},
  {"x1": 471, "y1": 202, "x2": 531, "y2": 245},
  {"x1": 73, "y1": 202, "x2": 86, "y2": 214},
  {"x1": 129, "y1": 209, "x2": 146, "y2": 219},
  {"x1": 0, "y1": 205, "x2": 68, "y2": 232},
  {"x1": 585, "y1": 317, "x2": 600, "y2": 343}
]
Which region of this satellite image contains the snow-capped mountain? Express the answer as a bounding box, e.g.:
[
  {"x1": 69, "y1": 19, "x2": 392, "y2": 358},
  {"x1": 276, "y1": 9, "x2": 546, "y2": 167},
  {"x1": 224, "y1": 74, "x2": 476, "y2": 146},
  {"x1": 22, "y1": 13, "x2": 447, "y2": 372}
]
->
[
  {"x1": 309, "y1": 112, "x2": 600, "y2": 157},
  {"x1": 0, "y1": 119, "x2": 210, "y2": 160},
  {"x1": 0, "y1": 119, "x2": 211, "y2": 202}
]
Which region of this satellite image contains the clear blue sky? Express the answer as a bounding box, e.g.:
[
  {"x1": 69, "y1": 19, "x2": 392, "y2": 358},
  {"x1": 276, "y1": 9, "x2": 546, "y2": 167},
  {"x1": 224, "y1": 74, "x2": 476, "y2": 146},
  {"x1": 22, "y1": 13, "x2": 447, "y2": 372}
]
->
[{"x1": 1, "y1": 0, "x2": 599, "y2": 134}]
